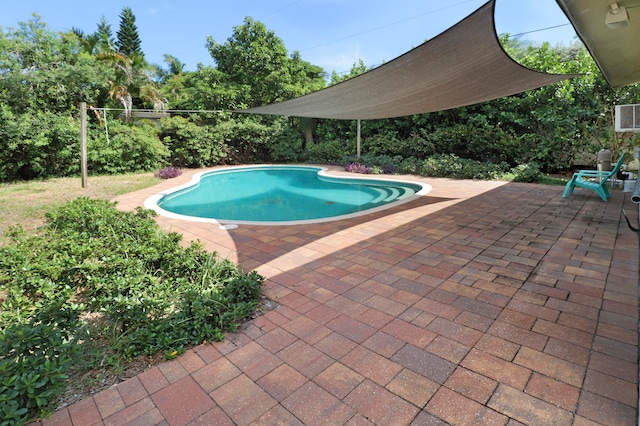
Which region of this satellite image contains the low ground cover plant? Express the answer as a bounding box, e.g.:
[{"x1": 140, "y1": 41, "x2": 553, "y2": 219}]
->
[{"x1": 0, "y1": 198, "x2": 263, "y2": 425}]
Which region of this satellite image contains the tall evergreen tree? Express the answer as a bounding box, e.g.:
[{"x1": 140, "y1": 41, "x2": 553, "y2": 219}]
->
[
  {"x1": 116, "y1": 7, "x2": 142, "y2": 58},
  {"x1": 96, "y1": 16, "x2": 115, "y2": 52}
]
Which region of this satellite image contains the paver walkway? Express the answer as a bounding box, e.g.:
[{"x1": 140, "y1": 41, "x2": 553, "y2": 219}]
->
[{"x1": 32, "y1": 167, "x2": 639, "y2": 425}]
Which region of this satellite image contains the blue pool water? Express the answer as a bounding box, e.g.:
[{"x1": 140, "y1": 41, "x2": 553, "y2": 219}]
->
[{"x1": 149, "y1": 166, "x2": 428, "y2": 224}]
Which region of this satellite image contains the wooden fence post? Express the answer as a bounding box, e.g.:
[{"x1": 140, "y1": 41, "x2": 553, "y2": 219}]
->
[{"x1": 80, "y1": 102, "x2": 87, "y2": 188}]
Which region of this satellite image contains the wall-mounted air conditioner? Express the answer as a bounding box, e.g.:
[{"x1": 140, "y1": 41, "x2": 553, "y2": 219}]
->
[{"x1": 615, "y1": 104, "x2": 640, "y2": 132}]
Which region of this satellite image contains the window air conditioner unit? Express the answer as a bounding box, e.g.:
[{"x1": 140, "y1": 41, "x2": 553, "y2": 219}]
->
[{"x1": 615, "y1": 104, "x2": 640, "y2": 132}]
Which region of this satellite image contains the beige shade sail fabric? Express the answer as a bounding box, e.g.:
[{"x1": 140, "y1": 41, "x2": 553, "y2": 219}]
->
[{"x1": 243, "y1": 0, "x2": 575, "y2": 120}]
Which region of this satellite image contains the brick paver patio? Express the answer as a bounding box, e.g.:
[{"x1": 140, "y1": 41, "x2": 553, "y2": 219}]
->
[{"x1": 31, "y1": 166, "x2": 639, "y2": 425}]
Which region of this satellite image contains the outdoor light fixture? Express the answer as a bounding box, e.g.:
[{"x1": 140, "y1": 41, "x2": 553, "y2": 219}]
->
[{"x1": 606, "y1": 2, "x2": 630, "y2": 28}]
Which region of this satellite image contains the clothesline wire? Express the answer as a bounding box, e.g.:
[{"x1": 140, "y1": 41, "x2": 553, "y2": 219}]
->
[{"x1": 88, "y1": 107, "x2": 226, "y2": 113}]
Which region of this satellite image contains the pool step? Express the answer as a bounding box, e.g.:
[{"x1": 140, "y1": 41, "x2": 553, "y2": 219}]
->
[{"x1": 370, "y1": 186, "x2": 413, "y2": 203}]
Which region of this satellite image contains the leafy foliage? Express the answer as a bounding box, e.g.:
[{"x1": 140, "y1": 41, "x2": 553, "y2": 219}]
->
[
  {"x1": 159, "y1": 116, "x2": 226, "y2": 167},
  {"x1": 2, "y1": 12, "x2": 640, "y2": 182},
  {"x1": 510, "y1": 162, "x2": 542, "y2": 183},
  {"x1": 206, "y1": 17, "x2": 325, "y2": 108},
  {"x1": 343, "y1": 154, "x2": 526, "y2": 181},
  {"x1": 0, "y1": 16, "x2": 112, "y2": 114},
  {"x1": 304, "y1": 139, "x2": 354, "y2": 164},
  {"x1": 0, "y1": 301, "x2": 79, "y2": 425},
  {"x1": 269, "y1": 125, "x2": 305, "y2": 162},
  {"x1": 87, "y1": 120, "x2": 169, "y2": 174},
  {"x1": 0, "y1": 198, "x2": 264, "y2": 423},
  {"x1": 419, "y1": 154, "x2": 510, "y2": 180},
  {"x1": 0, "y1": 109, "x2": 80, "y2": 181},
  {"x1": 213, "y1": 116, "x2": 284, "y2": 164},
  {"x1": 345, "y1": 154, "x2": 400, "y2": 174}
]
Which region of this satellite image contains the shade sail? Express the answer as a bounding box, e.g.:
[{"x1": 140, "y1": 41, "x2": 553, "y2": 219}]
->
[{"x1": 243, "y1": 0, "x2": 575, "y2": 120}]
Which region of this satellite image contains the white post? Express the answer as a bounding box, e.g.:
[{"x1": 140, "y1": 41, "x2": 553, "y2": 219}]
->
[
  {"x1": 357, "y1": 119, "x2": 361, "y2": 160},
  {"x1": 80, "y1": 102, "x2": 88, "y2": 188}
]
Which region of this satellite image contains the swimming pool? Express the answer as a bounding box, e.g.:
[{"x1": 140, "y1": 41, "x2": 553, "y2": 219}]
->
[{"x1": 144, "y1": 165, "x2": 431, "y2": 225}]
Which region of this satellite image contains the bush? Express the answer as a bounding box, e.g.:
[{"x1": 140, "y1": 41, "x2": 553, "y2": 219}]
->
[
  {"x1": 0, "y1": 109, "x2": 80, "y2": 182},
  {"x1": 87, "y1": 120, "x2": 169, "y2": 174},
  {"x1": 419, "y1": 122, "x2": 518, "y2": 166},
  {"x1": 0, "y1": 198, "x2": 264, "y2": 423},
  {"x1": 342, "y1": 153, "x2": 516, "y2": 180},
  {"x1": 510, "y1": 162, "x2": 542, "y2": 183},
  {"x1": 269, "y1": 127, "x2": 304, "y2": 162},
  {"x1": 213, "y1": 117, "x2": 281, "y2": 163},
  {"x1": 419, "y1": 154, "x2": 509, "y2": 180},
  {"x1": 305, "y1": 140, "x2": 354, "y2": 164},
  {"x1": 159, "y1": 116, "x2": 227, "y2": 168},
  {"x1": 397, "y1": 157, "x2": 424, "y2": 174},
  {"x1": 0, "y1": 302, "x2": 79, "y2": 425}
]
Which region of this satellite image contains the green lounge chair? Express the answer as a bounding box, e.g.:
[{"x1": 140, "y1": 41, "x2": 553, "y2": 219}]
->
[{"x1": 562, "y1": 154, "x2": 625, "y2": 201}]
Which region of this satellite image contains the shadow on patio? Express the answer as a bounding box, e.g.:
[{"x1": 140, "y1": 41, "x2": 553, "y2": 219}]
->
[{"x1": 37, "y1": 171, "x2": 639, "y2": 425}]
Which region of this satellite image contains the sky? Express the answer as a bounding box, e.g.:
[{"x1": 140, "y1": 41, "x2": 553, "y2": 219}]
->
[{"x1": 0, "y1": 0, "x2": 579, "y2": 75}]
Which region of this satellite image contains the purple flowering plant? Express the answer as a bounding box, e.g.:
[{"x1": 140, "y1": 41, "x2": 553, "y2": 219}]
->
[
  {"x1": 155, "y1": 167, "x2": 182, "y2": 179},
  {"x1": 344, "y1": 162, "x2": 371, "y2": 174}
]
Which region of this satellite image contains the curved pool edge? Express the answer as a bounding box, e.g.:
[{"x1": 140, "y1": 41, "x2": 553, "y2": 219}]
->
[{"x1": 143, "y1": 164, "x2": 432, "y2": 226}]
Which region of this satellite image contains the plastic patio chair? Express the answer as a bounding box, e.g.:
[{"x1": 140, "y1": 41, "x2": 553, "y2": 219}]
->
[{"x1": 562, "y1": 154, "x2": 626, "y2": 201}]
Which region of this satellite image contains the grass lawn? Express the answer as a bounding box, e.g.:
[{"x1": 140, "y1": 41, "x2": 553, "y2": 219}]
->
[{"x1": 0, "y1": 173, "x2": 160, "y2": 245}]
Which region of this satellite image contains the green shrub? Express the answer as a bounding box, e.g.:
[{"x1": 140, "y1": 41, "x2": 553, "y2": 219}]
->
[
  {"x1": 0, "y1": 198, "x2": 264, "y2": 423},
  {"x1": 269, "y1": 127, "x2": 304, "y2": 162},
  {"x1": 0, "y1": 301, "x2": 80, "y2": 425},
  {"x1": 397, "y1": 157, "x2": 424, "y2": 174},
  {"x1": 421, "y1": 154, "x2": 463, "y2": 177},
  {"x1": 510, "y1": 162, "x2": 542, "y2": 183},
  {"x1": 0, "y1": 109, "x2": 79, "y2": 182},
  {"x1": 213, "y1": 117, "x2": 281, "y2": 163},
  {"x1": 361, "y1": 133, "x2": 402, "y2": 157},
  {"x1": 87, "y1": 120, "x2": 169, "y2": 174},
  {"x1": 305, "y1": 140, "x2": 353, "y2": 164},
  {"x1": 420, "y1": 154, "x2": 509, "y2": 180},
  {"x1": 359, "y1": 132, "x2": 436, "y2": 159},
  {"x1": 159, "y1": 116, "x2": 227, "y2": 168}
]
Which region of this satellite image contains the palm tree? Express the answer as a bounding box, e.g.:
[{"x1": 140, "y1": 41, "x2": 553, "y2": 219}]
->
[
  {"x1": 70, "y1": 11, "x2": 166, "y2": 118},
  {"x1": 101, "y1": 50, "x2": 166, "y2": 118},
  {"x1": 150, "y1": 54, "x2": 185, "y2": 83}
]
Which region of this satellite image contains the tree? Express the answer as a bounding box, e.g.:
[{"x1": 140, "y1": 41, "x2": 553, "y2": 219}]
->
[
  {"x1": 95, "y1": 16, "x2": 115, "y2": 53},
  {"x1": 206, "y1": 17, "x2": 325, "y2": 108},
  {"x1": 151, "y1": 54, "x2": 185, "y2": 83},
  {"x1": 0, "y1": 15, "x2": 111, "y2": 113},
  {"x1": 330, "y1": 59, "x2": 369, "y2": 85},
  {"x1": 116, "y1": 7, "x2": 143, "y2": 59},
  {"x1": 68, "y1": 12, "x2": 164, "y2": 114}
]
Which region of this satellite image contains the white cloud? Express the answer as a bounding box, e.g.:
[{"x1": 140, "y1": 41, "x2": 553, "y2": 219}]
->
[{"x1": 311, "y1": 44, "x2": 365, "y2": 74}]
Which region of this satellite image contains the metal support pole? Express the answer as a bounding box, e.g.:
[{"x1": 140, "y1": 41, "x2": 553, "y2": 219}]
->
[
  {"x1": 80, "y1": 102, "x2": 88, "y2": 188},
  {"x1": 356, "y1": 119, "x2": 361, "y2": 160}
]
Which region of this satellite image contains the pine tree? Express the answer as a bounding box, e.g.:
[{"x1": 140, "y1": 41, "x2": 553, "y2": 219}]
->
[
  {"x1": 116, "y1": 7, "x2": 143, "y2": 58},
  {"x1": 96, "y1": 16, "x2": 115, "y2": 52}
]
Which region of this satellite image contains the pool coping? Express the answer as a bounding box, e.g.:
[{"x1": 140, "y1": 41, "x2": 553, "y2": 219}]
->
[{"x1": 143, "y1": 164, "x2": 432, "y2": 226}]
